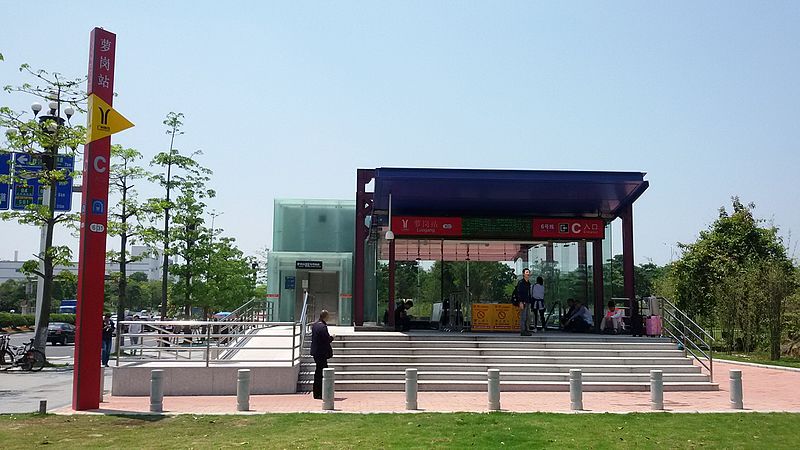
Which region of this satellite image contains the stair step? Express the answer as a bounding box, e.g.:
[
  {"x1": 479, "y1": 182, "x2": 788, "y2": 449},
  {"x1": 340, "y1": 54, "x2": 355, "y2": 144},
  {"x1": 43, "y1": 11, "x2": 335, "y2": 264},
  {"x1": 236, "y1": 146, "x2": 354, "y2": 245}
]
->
[
  {"x1": 328, "y1": 348, "x2": 685, "y2": 356},
  {"x1": 303, "y1": 356, "x2": 694, "y2": 366},
  {"x1": 297, "y1": 371, "x2": 711, "y2": 383},
  {"x1": 298, "y1": 363, "x2": 703, "y2": 374},
  {"x1": 296, "y1": 379, "x2": 719, "y2": 392}
]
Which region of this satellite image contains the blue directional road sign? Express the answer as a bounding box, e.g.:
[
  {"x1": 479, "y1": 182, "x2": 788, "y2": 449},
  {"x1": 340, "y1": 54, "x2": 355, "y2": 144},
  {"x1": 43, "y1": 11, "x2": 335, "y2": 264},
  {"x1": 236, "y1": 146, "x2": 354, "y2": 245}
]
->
[
  {"x1": 11, "y1": 153, "x2": 74, "y2": 212},
  {"x1": 0, "y1": 153, "x2": 10, "y2": 210}
]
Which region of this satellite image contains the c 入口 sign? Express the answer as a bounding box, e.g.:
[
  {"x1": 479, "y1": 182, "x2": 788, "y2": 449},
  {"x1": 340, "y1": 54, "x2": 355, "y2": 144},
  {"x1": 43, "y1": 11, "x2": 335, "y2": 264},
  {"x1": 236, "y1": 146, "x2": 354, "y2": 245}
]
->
[{"x1": 532, "y1": 218, "x2": 605, "y2": 239}]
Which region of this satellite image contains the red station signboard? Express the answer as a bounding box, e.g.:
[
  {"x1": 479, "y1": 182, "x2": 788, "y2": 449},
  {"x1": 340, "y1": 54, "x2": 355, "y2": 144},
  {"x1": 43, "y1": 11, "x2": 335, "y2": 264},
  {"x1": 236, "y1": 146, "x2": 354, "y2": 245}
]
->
[
  {"x1": 531, "y1": 218, "x2": 605, "y2": 239},
  {"x1": 390, "y1": 216, "x2": 605, "y2": 240},
  {"x1": 392, "y1": 216, "x2": 463, "y2": 237},
  {"x1": 72, "y1": 27, "x2": 117, "y2": 411}
]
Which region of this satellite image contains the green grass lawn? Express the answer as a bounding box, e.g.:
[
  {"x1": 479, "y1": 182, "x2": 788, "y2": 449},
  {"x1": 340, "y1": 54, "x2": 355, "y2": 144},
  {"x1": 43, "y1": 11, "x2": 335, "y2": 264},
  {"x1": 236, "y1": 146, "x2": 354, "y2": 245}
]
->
[
  {"x1": 1, "y1": 413, "x2": 798, "y2": 449},
  {"x1": 716, "y1": 352, "x2": 800, "y2": 369}
]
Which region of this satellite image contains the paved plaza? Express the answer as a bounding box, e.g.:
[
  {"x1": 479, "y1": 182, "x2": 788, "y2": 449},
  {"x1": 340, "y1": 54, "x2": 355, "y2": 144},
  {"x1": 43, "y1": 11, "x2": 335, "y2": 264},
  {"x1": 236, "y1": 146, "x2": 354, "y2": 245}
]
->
[{"x1": 52, "y1": 361, "x2": 800, "y2": 415}]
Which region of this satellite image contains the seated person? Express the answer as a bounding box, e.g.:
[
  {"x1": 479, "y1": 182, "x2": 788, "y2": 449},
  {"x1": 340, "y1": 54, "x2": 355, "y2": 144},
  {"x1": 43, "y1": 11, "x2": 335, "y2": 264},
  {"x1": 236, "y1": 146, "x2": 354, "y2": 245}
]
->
[
  {"x1": 394, "y1": 300, "x2": 414, "y2": 332},
  {"x1": 561, "y1": 298, "x2": 577, "y2": 329},
  {"x1": 563, "y1": 301, "x2": 593, "y2": 333},
  {"x1": 600, "y1": 301, "x2": 624, "y2": 334}
]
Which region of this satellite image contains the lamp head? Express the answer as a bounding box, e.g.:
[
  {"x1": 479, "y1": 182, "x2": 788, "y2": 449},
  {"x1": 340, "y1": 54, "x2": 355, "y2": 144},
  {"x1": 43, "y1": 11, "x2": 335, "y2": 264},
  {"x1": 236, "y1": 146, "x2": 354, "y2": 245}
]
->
[
  {"x1": 48, "y1": 101, "x2": 58, "y2": 115},
  {"x1": 31, "y1": 102, "x2": 42, "y2": 117},
  {"x1": 64, "y1": 106, "x2": 75, "y2": 119}
]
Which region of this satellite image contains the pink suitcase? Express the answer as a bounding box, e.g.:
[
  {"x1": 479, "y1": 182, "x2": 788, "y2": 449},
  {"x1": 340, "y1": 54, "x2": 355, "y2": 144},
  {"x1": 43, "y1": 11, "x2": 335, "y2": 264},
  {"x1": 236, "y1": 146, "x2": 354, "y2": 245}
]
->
[{"x1": 646, "y1": 315, "x2": 662, "y2": 337}]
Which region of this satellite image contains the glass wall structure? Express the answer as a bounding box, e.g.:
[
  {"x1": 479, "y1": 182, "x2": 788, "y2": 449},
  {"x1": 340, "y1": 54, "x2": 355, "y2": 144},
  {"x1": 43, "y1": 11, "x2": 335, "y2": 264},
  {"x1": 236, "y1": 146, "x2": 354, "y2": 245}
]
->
[{"x1": 268, "y1": 199, "x2": 355, "y2": 324}]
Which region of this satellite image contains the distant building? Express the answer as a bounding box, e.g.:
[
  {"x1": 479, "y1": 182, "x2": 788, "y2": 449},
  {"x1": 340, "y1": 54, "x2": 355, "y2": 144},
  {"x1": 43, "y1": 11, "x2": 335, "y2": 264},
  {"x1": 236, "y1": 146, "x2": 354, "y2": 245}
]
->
[{"x1": 0, "y1": 246, "x2": 163, "y2": 283}]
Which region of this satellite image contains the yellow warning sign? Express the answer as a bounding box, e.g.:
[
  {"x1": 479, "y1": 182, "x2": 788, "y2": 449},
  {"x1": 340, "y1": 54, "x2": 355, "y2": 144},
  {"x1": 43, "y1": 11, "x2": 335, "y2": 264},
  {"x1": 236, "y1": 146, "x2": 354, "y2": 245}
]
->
[{"x1": 85, "y1": 94, "x2": 134, "y2": 144}]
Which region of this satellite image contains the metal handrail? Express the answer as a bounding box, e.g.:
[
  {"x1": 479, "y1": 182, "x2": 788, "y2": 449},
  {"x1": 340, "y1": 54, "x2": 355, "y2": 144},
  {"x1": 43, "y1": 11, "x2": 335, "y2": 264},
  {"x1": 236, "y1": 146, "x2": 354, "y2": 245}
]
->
[
  {"x1": 656, "y1": 296, "x2": 714, "y2": 380},
  {"x1": 299, "y1": 291, "x2": 312, "y2": 351},
  {"x1": 661, "y1": 297, "x2": 714, "y2": 341},
  {"x1": 115, "y1": 320, "x2": 302, "y2": 367}
]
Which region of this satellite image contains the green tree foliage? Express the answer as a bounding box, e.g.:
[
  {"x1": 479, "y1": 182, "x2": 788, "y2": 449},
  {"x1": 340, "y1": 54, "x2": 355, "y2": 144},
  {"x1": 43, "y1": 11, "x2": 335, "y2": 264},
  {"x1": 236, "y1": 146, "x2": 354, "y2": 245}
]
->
[
  {"x1": 671, "y1": 198, "x2": 796, "y2": 358},
  {"x1": 107, "y1": 144, "x2": 153, "y2": 348},
  {"x1": 378, "y1": 261, "x2": 516, "y2": 319},
  {"x1": 192, "y1": 237, "x2": 257, "y2": 317},
  {"x1": 0, "y1": 279, "x2": 27, "y2": 312},
  {"x1": 0, "y1": 65, "x2": 86, "y2": 353}
]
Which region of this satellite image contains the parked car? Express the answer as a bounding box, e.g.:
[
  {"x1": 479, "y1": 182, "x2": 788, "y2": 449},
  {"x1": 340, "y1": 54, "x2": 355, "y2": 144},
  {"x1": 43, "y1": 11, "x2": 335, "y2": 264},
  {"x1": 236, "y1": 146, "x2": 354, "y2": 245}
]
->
[{"x1": 47, "y1": 322, "x2": 76, "y2": 345}]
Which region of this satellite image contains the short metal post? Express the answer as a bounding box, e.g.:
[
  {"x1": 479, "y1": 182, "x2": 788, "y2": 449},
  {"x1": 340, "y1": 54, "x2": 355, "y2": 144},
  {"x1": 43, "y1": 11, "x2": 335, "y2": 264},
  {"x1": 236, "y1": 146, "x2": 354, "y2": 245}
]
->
[
  {"x1": 730, "y1": 369, "x2": 743, "y2": 409},
  {"x1": 237, "y1": 369, "x2": 251, "y2": 411},
  {"x1": 38, "y1": 399, "x2": 47, "y2": 414},
  {"x1": 322, "y1": 368, "x2": 335, "y2": 410},
  {"x1": 569, "y1": 369, "x2": 583, "y2": 411},
  {"x1": 488, "y1": 369, "x2": 500, "y2": 411},
  {"x1": 150, "y1": 369, "x2": 164, "y2": 413},
  {"x1": 650, "y1": 370, "x2": 664, "y2": 410},
  {"x1": 405, "y1": 368, "x2": 418, "y2": 410}
]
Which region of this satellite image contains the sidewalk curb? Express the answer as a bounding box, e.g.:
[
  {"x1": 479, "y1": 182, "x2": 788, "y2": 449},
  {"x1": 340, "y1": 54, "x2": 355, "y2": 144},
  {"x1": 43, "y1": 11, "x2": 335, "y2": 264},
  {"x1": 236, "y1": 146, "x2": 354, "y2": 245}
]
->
[
  {"x1": 716, "y1": 359, "x2": 800, "y2": 373},
  {"x1": 49, "y1": 408, "x2": 799, "y2": 416}
]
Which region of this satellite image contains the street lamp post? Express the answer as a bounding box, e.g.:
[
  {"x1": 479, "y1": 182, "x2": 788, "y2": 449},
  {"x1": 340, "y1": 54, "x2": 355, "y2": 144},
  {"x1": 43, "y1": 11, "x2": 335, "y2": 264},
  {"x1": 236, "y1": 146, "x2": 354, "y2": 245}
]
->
[{"x1": 30, "y1": 99, "x2": 75, "y2": 353}]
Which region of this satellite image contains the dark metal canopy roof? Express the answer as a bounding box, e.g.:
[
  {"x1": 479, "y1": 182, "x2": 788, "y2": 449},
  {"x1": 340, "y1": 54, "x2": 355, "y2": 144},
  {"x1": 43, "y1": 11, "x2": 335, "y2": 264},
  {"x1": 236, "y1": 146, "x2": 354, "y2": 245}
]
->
[{"x1": 372, "y1": 167, "x2": 649, "y2": 220}]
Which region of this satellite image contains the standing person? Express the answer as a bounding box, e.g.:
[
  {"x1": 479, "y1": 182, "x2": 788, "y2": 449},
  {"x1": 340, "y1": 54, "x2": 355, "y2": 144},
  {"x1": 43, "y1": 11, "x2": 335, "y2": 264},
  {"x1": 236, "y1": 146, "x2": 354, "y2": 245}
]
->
[
  {"x1": 101, "y1": 313, "x2": 115, "y2": 367},
  {"x1": 128, "y1": 315, "x2": 142, "y2": 355},
  {"x1": 514, "y1": 268, "x2": 533, "y2": 336},
  {"x1": 531, "y1": 276, "x2": 546, "y2": 332},
  {"x1": 310, "y1": 310, "x2": 335, "y2": 400}
]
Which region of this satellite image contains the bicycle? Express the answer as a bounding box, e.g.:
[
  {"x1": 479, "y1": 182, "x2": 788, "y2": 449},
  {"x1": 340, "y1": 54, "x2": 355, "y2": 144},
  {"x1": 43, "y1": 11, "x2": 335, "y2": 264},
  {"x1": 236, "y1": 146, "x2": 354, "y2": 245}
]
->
[{"x1": 0, "y1": 335, "x2": 46, "y2": 371}]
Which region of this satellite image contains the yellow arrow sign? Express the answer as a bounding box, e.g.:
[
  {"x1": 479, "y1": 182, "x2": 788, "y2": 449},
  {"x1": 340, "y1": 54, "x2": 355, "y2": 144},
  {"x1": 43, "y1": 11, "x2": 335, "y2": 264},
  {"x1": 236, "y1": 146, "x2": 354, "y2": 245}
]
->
[{"x1": 85, "y1": 94, "x2": 134, "y2": 144}]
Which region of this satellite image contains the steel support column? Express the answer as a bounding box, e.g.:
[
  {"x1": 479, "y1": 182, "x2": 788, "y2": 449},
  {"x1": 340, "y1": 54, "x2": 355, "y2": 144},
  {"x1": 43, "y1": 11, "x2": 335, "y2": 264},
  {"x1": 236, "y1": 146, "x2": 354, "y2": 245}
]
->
[
  {"x1": 592, "y1": 239, "x2": 604, "y2": 330},
  {"x1": 388, "y1": 238, "x2": 396, "y2": 327},
  {"x1": 621, "y1": 205, "x2": 641, "y2": 335},
  {"x1": 353, "y1": 169, "x2": 374, "y2": 326},
  {"x1": 578, "y1": 240, "x2": 588, "y2": 305}
]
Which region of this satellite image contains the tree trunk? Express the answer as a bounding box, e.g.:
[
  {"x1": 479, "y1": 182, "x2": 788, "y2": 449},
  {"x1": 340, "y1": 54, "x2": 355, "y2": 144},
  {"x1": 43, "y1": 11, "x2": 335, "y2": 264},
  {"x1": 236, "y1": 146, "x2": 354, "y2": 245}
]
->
[
  {"x1": 115, "y1": 231, "x2": 128, "y2": 356},
  {"x1": 32, "y1": 172, "x2": 58, "y2": 355},
  {"x1": 160, "y1": 210, "x2": 170, "y2": 319}
]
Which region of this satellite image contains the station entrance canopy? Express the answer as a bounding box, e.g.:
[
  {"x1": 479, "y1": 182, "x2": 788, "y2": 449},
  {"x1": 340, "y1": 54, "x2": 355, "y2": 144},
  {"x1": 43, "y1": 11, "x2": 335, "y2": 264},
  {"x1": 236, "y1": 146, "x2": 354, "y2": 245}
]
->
[{"x1": 354, "y1": 168, "x2": 649, "y2": 329}]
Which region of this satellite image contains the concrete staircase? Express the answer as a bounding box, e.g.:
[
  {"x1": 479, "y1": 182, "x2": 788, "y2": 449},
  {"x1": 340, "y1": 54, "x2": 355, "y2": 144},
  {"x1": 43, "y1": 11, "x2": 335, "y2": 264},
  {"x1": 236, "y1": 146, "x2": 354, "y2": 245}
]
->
[{"x1": 297, "y1": 332, "x2": 718, "y2": 392}]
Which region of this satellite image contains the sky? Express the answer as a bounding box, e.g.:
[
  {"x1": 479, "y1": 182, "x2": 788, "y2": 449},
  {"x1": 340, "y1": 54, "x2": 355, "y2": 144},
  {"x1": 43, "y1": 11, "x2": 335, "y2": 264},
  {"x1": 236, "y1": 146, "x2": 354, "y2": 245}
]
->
[{"x1": 1, "y1": 1, "x2": 799, "y2": 266}]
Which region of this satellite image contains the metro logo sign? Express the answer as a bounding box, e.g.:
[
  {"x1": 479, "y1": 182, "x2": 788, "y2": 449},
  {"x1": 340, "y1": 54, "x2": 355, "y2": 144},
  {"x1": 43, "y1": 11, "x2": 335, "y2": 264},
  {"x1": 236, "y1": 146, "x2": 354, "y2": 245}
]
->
[
  {"x1": 392, "y1": 216, "x2": 462, "y2": 236},
  {"x1": 532, "y1": 218, "x2": 605, "y2": 239}
]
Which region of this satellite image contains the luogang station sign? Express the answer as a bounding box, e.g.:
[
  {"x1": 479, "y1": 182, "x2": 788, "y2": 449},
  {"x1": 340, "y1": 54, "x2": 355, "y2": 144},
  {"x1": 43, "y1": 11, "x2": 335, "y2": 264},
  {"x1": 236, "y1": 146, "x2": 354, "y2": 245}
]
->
[{"x1": 391, "y1": 216, "x2": 605, "y2": 240}]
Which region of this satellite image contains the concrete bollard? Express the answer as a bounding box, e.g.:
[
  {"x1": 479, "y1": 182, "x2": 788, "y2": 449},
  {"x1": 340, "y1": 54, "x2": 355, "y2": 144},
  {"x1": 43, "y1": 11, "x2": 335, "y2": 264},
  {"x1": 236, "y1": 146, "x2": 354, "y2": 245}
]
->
[
  {"x1": 99, "y1": 366, "x2": 105, "y2": 403},
  {"x1": 322, "y1": 368, "x2": 335, "y2": 411},
  {"x1": 650, "y1": 370, "x2": 664, "y2": 410},
  {"x1": 150, "y1": 369, "x2": 164, "y2": 413},
  {"x1": 237, "y1": 369, "x2": 251, "y2": 411},
  {"x1": 488, "y1": 369, "x2": 501, "y2": 411},
  {"x1": 569, "y1": 369, "x2": 583, "y2": 411},
  {"x1": 38, "y1": 399, "x2": 47, "y2": 414},
  {"x1": 405, "y1": 368, "x2": 418, "y2": 410},
  {"x1": 730, "y1": 369, "x2": 743, "y2": 410}
]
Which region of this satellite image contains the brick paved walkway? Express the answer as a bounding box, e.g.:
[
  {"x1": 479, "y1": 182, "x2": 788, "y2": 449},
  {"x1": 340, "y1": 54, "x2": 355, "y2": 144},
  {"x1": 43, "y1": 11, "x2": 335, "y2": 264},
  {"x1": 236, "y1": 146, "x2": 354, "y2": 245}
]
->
[{"x1": 56, "y1": 361, "x2": 800, "y2": 414}]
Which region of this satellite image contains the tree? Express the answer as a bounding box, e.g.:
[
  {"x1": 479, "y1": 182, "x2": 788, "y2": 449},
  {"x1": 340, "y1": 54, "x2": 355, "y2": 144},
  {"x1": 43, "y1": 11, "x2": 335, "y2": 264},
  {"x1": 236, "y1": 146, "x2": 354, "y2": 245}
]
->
[
  {"x1": 148, "y1": 112, "x2": 211, "y2": 318},
  {"x1": 191, "y1": 236, "x2": 257, "y2": 317},
  {"x1": 0, "y1": 65, "x2": 85, "y2": 353},
  {"x1": 107, "y1": 144, "x2": 152, "y2": 351},
  {"x1": 165, "y1": 155, "x2": 214, "y2": 316},
  {"x1": 0, "y1": 280, "x2": 26, "y2": 312},
  {"x1": 672, "y1": 198, "x2": 796, "y2": 358}
]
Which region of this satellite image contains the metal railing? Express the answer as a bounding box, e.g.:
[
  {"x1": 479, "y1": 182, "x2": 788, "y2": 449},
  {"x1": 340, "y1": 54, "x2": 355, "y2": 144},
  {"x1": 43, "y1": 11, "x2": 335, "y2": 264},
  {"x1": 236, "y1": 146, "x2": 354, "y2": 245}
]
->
[
  {"x1": 115, "y1": 320, "x2": 302, "y2": 367},
  {"x1": 658, "y1": 296, "x2": 714, "y2": 379},
  {"x1": 220, "y1": 298, "x2": 274, "y2": 323},
  {"x1": 298, "y1": 291, "x2": 312, "y2": 351}
]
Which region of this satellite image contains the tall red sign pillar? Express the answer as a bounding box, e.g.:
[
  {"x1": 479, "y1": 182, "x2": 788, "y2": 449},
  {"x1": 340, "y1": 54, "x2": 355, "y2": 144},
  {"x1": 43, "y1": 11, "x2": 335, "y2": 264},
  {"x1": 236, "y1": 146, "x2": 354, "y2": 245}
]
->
[{"x1": 73, "y1": 28, "x2": 116, "y2": 410}]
